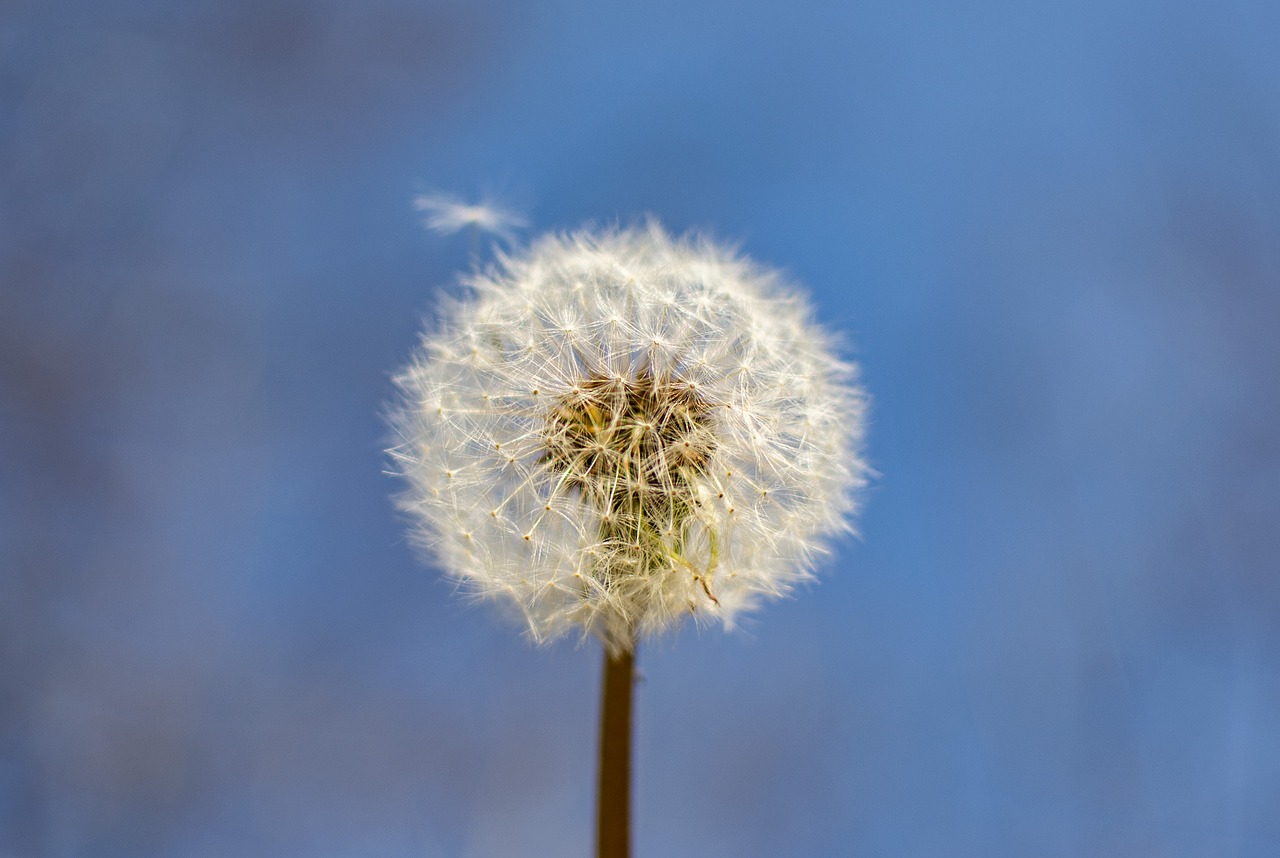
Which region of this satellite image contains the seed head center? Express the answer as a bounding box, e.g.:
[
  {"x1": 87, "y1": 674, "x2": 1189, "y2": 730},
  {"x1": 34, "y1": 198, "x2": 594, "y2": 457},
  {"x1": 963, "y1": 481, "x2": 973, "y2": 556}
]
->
[{"x1": 544, "y1": 371, "x2": 716, "y2": 518}]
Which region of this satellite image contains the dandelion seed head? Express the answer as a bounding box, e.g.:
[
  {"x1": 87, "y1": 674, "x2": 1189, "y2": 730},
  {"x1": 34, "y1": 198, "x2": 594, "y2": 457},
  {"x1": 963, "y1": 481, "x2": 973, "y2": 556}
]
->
[{"x1": 389, "y1": 222, "x2": 868, "y2": 653}]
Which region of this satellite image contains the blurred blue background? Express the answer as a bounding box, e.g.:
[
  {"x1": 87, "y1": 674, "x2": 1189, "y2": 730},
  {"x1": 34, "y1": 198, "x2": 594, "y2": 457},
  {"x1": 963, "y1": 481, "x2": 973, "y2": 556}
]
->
[{"x1": 3, "y1": 1, "x2": 1279, "y2": 855}]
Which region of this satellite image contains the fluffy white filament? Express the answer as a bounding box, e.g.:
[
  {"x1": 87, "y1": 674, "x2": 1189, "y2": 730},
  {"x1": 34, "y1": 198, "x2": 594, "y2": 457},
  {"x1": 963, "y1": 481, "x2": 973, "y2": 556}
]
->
[
  {"x1": 413, "y1": 192, "x2": 526, "y2": 242},
  {"x1": 389, "y1": 222, "x2": 867, "y2": 653}
]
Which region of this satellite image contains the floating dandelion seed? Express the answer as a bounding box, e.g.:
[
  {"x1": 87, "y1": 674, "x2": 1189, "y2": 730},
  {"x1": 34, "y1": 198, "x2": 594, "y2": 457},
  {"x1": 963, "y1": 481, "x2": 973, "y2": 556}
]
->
[
  {"x1": 389, "y1": 221, "x2": 868, "y2": 655},
  {"x1": 413, "y1": 192, "x2": 527, "y2": 242}
]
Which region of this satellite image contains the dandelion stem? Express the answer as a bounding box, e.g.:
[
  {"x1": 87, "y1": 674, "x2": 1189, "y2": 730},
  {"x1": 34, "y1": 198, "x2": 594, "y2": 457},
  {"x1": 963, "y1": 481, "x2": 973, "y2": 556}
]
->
[{"x1": 596, "y1": 642, "x2": 635, "y2": 858}]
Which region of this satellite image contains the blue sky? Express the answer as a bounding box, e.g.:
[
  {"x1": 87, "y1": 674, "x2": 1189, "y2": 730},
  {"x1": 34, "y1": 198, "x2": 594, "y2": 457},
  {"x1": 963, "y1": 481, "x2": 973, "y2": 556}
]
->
[{"x1": 3, "y1": 1, "x2": 1280, "y2": 855}]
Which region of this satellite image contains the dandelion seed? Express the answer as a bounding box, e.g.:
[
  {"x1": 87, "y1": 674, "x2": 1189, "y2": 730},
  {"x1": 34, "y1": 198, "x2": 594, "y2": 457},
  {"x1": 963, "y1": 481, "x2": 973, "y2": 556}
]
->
[
  {"x1": 413, "y1": 192, "x2": 526, "y2": 242},
  {"x1": 388, "y1": 221, "x2": 867, "y2": 655}
]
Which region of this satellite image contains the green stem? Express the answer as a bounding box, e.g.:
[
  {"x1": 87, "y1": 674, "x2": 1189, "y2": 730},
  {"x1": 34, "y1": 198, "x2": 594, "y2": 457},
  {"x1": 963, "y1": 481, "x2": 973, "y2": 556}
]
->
[{"x1": 596, "y1": 643, "x2": 635, "y2": 858}]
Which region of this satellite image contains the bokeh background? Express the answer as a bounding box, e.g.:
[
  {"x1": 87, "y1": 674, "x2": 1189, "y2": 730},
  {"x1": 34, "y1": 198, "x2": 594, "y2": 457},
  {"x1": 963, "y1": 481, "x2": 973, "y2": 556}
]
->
[{"x1": 4, "y1": 1, "x2": 1280, "y2": 855}]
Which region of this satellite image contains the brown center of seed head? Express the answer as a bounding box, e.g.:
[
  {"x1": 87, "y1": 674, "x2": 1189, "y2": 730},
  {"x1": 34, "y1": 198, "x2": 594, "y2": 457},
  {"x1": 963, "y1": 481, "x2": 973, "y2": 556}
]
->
[{"x1": 543, "y1": 371, "x2": 717, "y2": 573}]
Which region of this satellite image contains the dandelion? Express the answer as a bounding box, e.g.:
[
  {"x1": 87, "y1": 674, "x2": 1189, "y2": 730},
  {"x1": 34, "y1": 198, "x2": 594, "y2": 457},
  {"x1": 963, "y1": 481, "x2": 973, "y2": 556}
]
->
[
  {"x1": 387, "y1": 220, "x2": 867, "y2": 857},
  {"x1": 390, "y1": 222, "x2": 866, "y2": 650}
]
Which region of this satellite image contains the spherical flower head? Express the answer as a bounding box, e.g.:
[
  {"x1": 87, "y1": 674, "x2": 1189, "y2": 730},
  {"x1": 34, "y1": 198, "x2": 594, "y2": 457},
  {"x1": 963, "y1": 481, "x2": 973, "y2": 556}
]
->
[{"x1": 389, "y1": 222, "x2": 867, "y2": 654}]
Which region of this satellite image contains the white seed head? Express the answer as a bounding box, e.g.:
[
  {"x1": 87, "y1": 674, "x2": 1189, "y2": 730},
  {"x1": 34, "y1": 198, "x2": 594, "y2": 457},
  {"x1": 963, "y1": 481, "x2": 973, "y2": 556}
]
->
[{"x1": 389, "y1": 222, "x2": 868, "y2": 654}]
